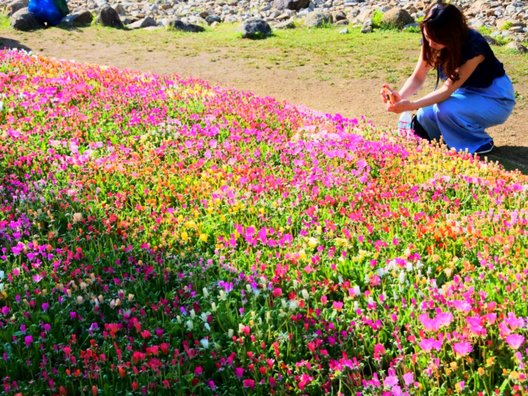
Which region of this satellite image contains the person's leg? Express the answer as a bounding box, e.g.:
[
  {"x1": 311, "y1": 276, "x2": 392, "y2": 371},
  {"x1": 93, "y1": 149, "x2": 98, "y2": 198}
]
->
[
  {"x1": 416, "y1": 105, "x2": 442, "y2": 141},
  {"x1": 414, "y1": 76, "x2": 515, "y2": 153},
  {"x1": 435, "y1": 90, "x2": 514, "y2": 153}
]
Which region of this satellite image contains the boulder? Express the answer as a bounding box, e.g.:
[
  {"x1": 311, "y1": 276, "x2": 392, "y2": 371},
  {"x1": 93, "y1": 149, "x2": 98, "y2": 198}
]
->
[
  {"x1": 10, "y1": 7, "x2": 44, "y2": 31},
  {"x1": 127, "y1": 16, "x2": 157, "y2": 29},
  {"x1": 96, "y1": 6, "x2": 124, "y2": 29},
  {"x1": 5, "y1": 0, "x2": 28, "y2": 16},
  {"x1": 332, "y1": 10, "x2": 347, "y2": 23},
  {"x1": 506, "y1": 41, "x2": 528, "y2": 53},
  {"x1": 361, "y1": 19, "x2": 372, "y2": 33},
  {"x1": 274, "y1": 18, "x2": 296, "y2": 29},
  {"x1": 241, "y1": 18, "x2": 272, "y2": 39},
  {"x1": 167, "y1": 19, "x2": 205, "y2": 32},
  {"x1": 273, "y1": 0, "x2": 310, "y2": 11},
  {"x1": 61, "y1": 10, "x2": 93, "y2": 27},
  {"x1": 304, "y1": 12, "x2": 331, "y2": 28},
  {"x1": 381, "y1": 7, "x2": 414, "y2": 29},
  {"x1": 205, "y1": 15, "x2": 222, "y2": 25}
]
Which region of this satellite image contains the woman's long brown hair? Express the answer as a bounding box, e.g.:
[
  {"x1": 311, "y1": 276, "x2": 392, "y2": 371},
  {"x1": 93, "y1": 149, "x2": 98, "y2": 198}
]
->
[{"x1": 420, "y1": 3, "x2": 469, "y2": 82}]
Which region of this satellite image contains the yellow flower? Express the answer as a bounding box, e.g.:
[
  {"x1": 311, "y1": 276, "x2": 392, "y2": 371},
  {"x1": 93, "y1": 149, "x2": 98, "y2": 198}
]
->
[
  {"x1": 181, "y1": 231, "x2": 189, "y2": 242},
  {"x1": 307, "y1": 237, "x2": 318, "y2": 249},
  {"x1": 199, "y1": 233, "x2": 208, "y2": 243}
]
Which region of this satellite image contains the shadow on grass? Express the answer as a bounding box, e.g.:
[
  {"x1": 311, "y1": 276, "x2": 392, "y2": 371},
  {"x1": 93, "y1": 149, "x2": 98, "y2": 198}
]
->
[
  {"x1": 0, "y1": 37, "x2": 32, "y2": 52},
  {"x1": 484, "y1": 145, "x2": 528, "y2": 175}
]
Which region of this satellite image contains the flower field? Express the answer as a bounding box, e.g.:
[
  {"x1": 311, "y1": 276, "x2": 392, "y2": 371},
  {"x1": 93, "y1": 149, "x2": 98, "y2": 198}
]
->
[{"x1": 0, "y1": 49, "x2": 527, "y2": 395}]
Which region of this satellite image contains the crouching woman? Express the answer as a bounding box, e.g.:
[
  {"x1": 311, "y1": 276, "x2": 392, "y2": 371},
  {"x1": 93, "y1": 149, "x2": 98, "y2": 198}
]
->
[{"x1": 381, "y1": 2, "x2": 515, "y2": 155}]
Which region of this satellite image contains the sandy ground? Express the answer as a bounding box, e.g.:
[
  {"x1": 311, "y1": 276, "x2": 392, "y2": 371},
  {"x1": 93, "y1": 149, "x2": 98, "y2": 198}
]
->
[{"x1": 1, "y1": 28, "x2": 527, "y2": 172}]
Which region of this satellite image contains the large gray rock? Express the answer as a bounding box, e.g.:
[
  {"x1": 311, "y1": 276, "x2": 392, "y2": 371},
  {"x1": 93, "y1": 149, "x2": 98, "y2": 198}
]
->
[
  {"x1": 274, "y1": 18, "x2": 296, "y2": 29},
  {"x1": 205, "y1": 15, "x2": 222, "y2": 25},
  {"x1": 5, "y1": 0, "x2": 27, "y2": 16},
  {"x1": 96, "y1": 6, "x2": 124, "y2": 28},
  {"x1": 61, "y1": 10, "x2": 93, "y2": 27},
  {"x1": 10, "y1": 7, "x2": 44, "y2": 31},
  {"x1": 273, "y1": 0, "x2": 310, "y2": 11},
  {"x1": 304, "y1": 12, "x2": 331, "y2": 28},
  {"x1": 241, "y1": 18, "x2": 272, "y2": 39},
  {"x1": 127, "y1": 16, "x2": 157, "y2": 29},
  {"x1": 167, "y1": 19, "x2": 205, "y2": 32},
  {"x1": 506, "y1": 41, "x2": 527, "y2": 53},
  {"x1": 381, "y1": 8, "x2": 414, "y2": 29}
]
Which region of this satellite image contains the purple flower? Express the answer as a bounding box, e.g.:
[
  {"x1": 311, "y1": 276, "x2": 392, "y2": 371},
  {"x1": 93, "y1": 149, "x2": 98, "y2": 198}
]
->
[{"x1": 24, "y1": 335, "x2": 33, "y2": 347}]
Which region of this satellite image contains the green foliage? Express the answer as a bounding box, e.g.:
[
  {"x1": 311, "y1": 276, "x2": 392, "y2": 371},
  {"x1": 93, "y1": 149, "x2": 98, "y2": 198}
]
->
[
  {"x1": 0, "y1": 14, "x2": 10, "y2": 28},
  {"x1": 370, "y1": 9, "x2": 384, "y2": 29},
  {"x1": 499, "y1": 21, "x2": 513, "y2": 31}
]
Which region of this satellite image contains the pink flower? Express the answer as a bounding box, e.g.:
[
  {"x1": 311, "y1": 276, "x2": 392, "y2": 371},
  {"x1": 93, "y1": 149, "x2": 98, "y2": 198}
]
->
[
  {"x1": 452, "y1": 300, "x2": 472, "y2": 313},
  {"x1": 419, "y1": 311, "x2": 453, "y2": 332},
  {"x1": 505, "y1": 334, "x2": 525, "y2": 350},
  {"x1": 453, "y1": 341, "x2": 472, "y2": 356},
  {"x1": 418, "y1": 337, "x2": 443, "y2": 352},
  {"x1": 403, "y1": 372, "x2": 414, "y2": 386},
  {"x1": 243, "y1": 379, "x2": 255, "y2": 389},
  {"x1": 241, "y1": 325, "x2": 251, "y2": 335},
  {"x1": 298, "y1": 373, "x2": 313, "y2": 390},
  {"x1": 272, "y1": 288, "x2": 282, "y2": 298},
  {"x1": 373, "y1": 343, "x2": 386, "y2": 359},
  {"x1": 235, "y1": 367, "x2": 244, "y2": 379},
  {"x1": 436, "y1": 312, "x2": 453, "y2": 327},
  {"x1": 383, "y1": 374, "x2": 398, "y2": 388}
]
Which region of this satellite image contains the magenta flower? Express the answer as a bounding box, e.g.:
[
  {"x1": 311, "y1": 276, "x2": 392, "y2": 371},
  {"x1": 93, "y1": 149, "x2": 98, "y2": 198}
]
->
[
  {"x1": 24, "y1": 335, "x2": 33, "y2": 347},
  {"x1": 505, "y1": 334, "x2": 525, "y2": 350},
  {"x1": 298, "y1": 374, "x2": 313, "y2": 390},
  {"x1": 418, "y1": 337, "x2": 443, "y2": 352},
  {"x1": 419, "y1": 311, "x2": 453, "y2": 332},
  {"x1": 383, "y1": 374, "x2": 399, "y2": 388},
  {"x1": 453, "y1": 341, "x2": 473, "y2": 356}
]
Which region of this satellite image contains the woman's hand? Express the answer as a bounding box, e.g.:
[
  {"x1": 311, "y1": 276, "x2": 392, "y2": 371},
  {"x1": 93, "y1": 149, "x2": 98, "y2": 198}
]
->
[
  {"x1": 380, "y1": 84, "x2": 401, "y2": 104},
  {"x1": 386, "y1": 99, "x2": 415, "y2": 113}
]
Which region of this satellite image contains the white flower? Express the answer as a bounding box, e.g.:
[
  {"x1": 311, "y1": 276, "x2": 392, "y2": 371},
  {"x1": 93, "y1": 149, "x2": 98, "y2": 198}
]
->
[
  {"x1": 399, "y1": 271, "x2": 405, "y2": 284},
  {"x1": 186, "y1": 320, "x2": 193, "y2": 331},
  {"x1": 200, "y1": 338, "x2": 209, "y2": 349}
]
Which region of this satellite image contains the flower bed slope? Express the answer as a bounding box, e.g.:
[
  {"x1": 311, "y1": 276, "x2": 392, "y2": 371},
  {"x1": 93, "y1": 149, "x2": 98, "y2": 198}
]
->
[{"x1": 0, "y1": 50, "x2": 527, "y2": 395}]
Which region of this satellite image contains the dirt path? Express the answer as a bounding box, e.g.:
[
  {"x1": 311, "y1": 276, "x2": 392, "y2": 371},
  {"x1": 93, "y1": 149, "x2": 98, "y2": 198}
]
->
[{"x1": 1, "y1": 28, "x2": 527, "y2": 173}]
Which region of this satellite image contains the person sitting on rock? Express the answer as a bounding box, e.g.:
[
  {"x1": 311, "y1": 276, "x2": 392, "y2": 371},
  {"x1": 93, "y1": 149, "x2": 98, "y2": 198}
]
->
[{"x1": 381, "y1": 2, "x2": 515, "y2": 155}]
